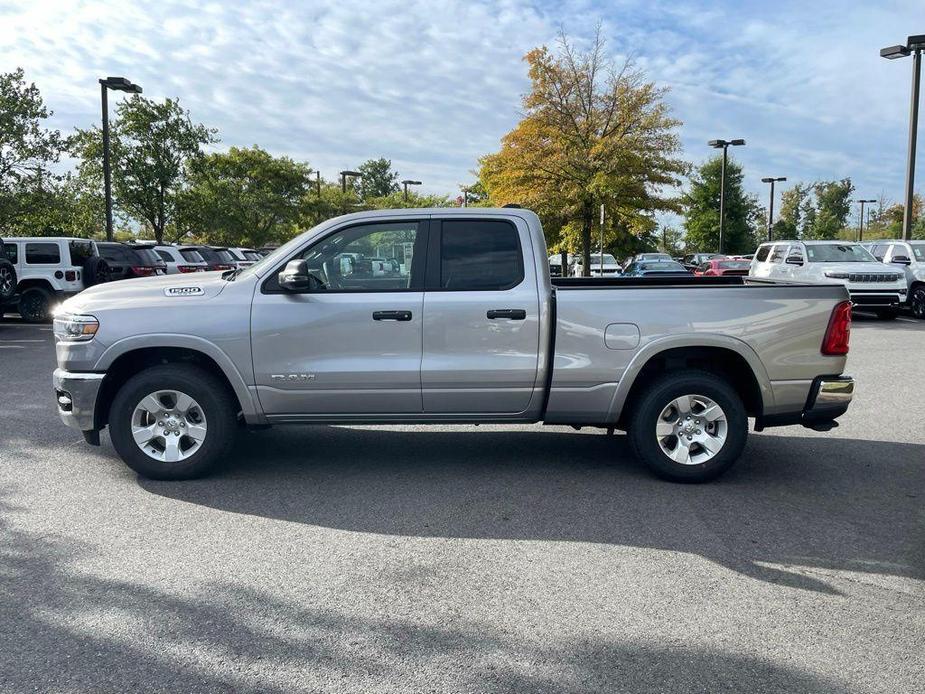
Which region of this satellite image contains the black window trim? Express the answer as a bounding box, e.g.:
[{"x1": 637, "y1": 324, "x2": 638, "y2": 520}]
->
[
  {"x1": 424, "y1": 217, "x2": 525, "y2": 292},
  {"x1": 261, "y1": 219, "x2": 430, "y2": 295}
]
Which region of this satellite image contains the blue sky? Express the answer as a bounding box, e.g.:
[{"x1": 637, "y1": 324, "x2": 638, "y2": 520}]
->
[{"x1": 1, "y1": 0, "x2": 922, "y2": 221}]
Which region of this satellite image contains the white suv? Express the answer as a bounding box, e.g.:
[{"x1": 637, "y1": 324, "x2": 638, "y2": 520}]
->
[
  {"x1": 864, "y1": 239, "x2": 925, "y2": 319},
  {"x1": 148, "y1": 245, "x2": 209, "y2": 274},
  {"x1": 750, "y1": 240, "x2": 907, "y2": 319},
  {"x1": 1, "y1": 237, "x2": 108, "y2": 322}
]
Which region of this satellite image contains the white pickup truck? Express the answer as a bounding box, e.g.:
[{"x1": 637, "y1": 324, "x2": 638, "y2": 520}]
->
[{"x1": 52, "y1": 208, "x2": 855, "y2": 482}]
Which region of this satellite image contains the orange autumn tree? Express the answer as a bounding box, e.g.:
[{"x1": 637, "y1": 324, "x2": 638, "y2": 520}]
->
[{"x1": 479, "y1": 29, "x2": 688, "y2": 274}]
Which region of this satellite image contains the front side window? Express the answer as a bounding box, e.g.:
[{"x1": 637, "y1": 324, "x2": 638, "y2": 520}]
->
[
  {"x1": 25, "y1": 242, "x2": 61, "y2": 264},
  {"x1": 287, "y1": 221, "x2": 421, "y2": 292},
  {"x1": 440, "y1": 220, "x2": 523, "y2": 290}
]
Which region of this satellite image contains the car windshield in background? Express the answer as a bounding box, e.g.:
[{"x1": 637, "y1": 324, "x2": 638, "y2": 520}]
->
[
  {"x1": 640, "y1": 261, "x2": 687, "y2": 272},
  {"x1": 179, "y1": 249, "x2": 205, "y2": 263},
  {"x1": 718, "y1": 260, "x2": 751, "y2": 270},
  {"x1": 910, "y1": 243, "x2": 925, "y2": 261},
  {"x1": 805, "y1": 244, "x2": 875, "y2": 262},
  {"x1": 590, "y1": 254, "x2": 618, "y2": 264}
]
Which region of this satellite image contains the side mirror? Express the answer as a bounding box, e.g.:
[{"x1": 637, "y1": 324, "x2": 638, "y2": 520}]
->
[
  {"x1": 785, "y1": 255, "x2": 803, "y2": 266},
  {"x1": 278, "y1": 259, "x2": 324, "y2": 292},
  {"x1": 891, "y1": 255, "x2": 912, "y2": 265}
]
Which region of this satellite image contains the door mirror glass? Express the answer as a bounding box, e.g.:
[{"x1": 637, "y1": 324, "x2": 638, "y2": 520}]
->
[
  {"x1": 891, "y1": 255, "x2": 912, "y2": 265},
  {"x1": 785, "y1": 255, "x2": 803, "y2": 265},
  {"x1": 278, "y1": 259, "x2": 324, "y2": 292}
]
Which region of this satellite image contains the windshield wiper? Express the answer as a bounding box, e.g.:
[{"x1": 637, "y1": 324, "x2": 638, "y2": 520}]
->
[{"x1": 222, "y1": 268, "x2": 241, "y2": 281}]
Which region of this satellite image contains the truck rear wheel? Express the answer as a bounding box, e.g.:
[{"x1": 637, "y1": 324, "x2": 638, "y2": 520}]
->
[
  {"x1": 108, "y1": 364, "x2": 236, "y2": 480},
  {"x1": 627, "y1": 370, "x2": 747, "y2": 482}
]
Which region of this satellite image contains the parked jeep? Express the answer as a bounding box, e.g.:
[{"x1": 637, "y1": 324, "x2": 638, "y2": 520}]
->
[{"x1": 1, "y1": 237, "x2": 108, "y2": 322}]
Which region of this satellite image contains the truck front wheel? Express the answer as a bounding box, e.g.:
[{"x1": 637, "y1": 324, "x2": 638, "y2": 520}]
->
[
  {"x1": 108, "y1": 364, "x2": 237, "y2": 480},
  {"x1": 627, "y1": 370, "x2": 747, "y2": 482}
]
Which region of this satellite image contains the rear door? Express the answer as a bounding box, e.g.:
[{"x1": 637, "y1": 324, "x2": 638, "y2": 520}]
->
[{"x1": 421, "y1": 217, "x2": 540, "y2": 414}]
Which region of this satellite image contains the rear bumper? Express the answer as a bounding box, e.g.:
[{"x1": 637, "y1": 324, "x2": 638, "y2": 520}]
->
[
  {"x1": 53, "y1": 368, "x2": 104, "y2": 432},
  {"x1": 756, "y1": 375, "x2": 854, "y2": 431}
]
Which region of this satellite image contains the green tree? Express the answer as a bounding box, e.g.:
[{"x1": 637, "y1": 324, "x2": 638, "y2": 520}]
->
[
  {"x1": 0, "y1": 68, "x2": 66, "y2": 233},
  {"x1": 479, "y1": 28, "x2": 687, "y2": 275},
  {"x1": 773, "y1": 183, "x2": 808, "y2": 240},
  {"x1": 356, "y1": 157, "x2": 400, "y2": 198},
  {"x1": 179, "y1": 146, "x2": 313, "y2": 247},
  {"x1": 682, "y1": 156, "x2": 761, "y2": 254},
  {"x1": 74, "y1": 96, "x2": 216, "y2": 243},
  {"x1": 657, "y1": 225, "x2": 683, "y2": 256},
  {"x1": 809, "y1": 178, "x2": 853, "y2": 239}
]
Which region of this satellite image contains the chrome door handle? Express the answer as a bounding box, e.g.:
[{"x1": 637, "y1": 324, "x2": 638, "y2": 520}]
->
[
  {"x1": 373, "y1": 310, "x2": 412, "y2": 321},
  {"x1": 487, "y1": 309, "x2": 526, "y2": 320}
]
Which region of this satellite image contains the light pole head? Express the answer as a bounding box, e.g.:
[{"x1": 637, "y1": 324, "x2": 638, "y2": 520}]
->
[
  {"x1": 881, "y1": 44, "x2": 911, "y2": 59},
  {"x1": 401, "y1": 180, "x2": 422, "y2": 186},
  {"x1": 730, "y1": 139, "x2": 746, "y2": 146},
  {"x1": 100, "y1": 76, "x2": 143, "y2": 93},
  {"x1": 339, "y1": 170, "x2": 361, "y2": 178},
  {"x1": 907, "y1": 35, "x2": 925, "y2": 50},
  {"x1": 708, "y1": 139, "x2": 726, "y2": 148}
]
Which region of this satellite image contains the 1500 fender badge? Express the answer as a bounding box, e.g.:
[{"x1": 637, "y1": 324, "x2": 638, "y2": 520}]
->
[{"x1": 164, "y1": 286, "x2": 204, "y2": 296}]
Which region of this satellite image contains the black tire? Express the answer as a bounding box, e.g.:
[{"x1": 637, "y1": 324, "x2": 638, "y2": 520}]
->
[
  {"x1": 874, "y1": 307, "x2": 899, "y2": 321},
  {"x1": 83, "y1": 256, "x2": 110, "y2": 287},
  {"x1": 910, "y1": 286, "x2": 925, "y2": 320},
  {"x1": 627, "y1": 369, "x2": 748, "y2": 483},
  {"x1": 108, "y1": 364, "x2": 237, "y2": 480},
  {"x1": 18, "y1": 287, "x2": 51, "y2": 323},
  {"x1": 0, "y1": 259, "x2": 16, "y2": 302}
]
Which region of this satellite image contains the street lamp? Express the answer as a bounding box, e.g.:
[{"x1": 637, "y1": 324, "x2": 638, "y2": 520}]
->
[
  {"x1": 855, "y1": 199, "x2": 877, "y2": 241},
  {"x1": 708, "y1": 138, "x2": 746, "y2": 254},
  {"x1": 761, "y1": 176, "x2": 787, "y2": 242},
  {"x1": 881, "y1": 34, "x2": 924, "y2": 240},
  {"x1": 339, "y1": 170, "x2": 361, "y2": 213},
  {"x1": 401, "y1": 179, "x2": 422, "y2": 202},
  {"x1": 99, "y1": 76, "x2": 142, "y2": 241}
]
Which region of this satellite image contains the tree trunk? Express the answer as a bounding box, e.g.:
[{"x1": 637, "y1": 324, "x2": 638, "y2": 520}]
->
[{"x1": 580, "y1": 200, "x2": 593, "y2": 277}]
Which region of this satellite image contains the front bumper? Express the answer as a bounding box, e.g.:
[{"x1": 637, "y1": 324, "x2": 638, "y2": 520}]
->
[
  {"x1": 53, "y1": 368, "x2": 105, "y2": 432},
  {"x1": 756, "y1": 375, "x2": 854, "y2": 431},
  {"x1": 847, "y1": 288, "x2": 905, "y2": 307}
]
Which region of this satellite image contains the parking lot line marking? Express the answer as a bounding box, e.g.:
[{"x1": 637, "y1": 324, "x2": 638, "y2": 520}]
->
[
  {"x1": 896, "y1": 317, "x2": 917, "y2": 323},
  {"x1": 0, "y1": 345, "x2": 25, "y2": 349},
  {"x1": 0, "y1": 339, "x2": 45, "y2": 343}
]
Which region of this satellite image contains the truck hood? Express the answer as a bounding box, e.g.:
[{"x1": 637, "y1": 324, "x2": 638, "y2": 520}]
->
[
  {"x1": 60, "y1": 271, "x2": 230, "y2": 313},
  {"x1": 814, "y1": 261, "x2": 902, "y2": 276}
]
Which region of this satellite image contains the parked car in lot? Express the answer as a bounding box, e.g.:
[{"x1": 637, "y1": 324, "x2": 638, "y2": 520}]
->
[
  {"x1": 682, "y1": 252, "x2": 724, "y2": 272},
  {"x1": 1, "y1": 237, "x2": 108, "y2": 322},
  {"x1": 621, "y1": 259, "x2": 691, "y2": 277},
  {"x1": 863, "y1": 239, "x2": 925, "y2": 319},
  {"x1": 53, "y1": 207, "x2": 855, "y2": 483},
  {"x1": 145, "y1": 245, "x2": 209, "y2": 274},
  {"x1": 572, "y1": 253, "x2": 621, "y2": 277},
  {"x1": 630, "y1": 252, "x2": 673, "y2": 264},
  {"x1": 225, "y1": 247, "x2": 262, "y2": 269},
  {"x1": 694, "y1": 258, "x2": 752, "y2": 277},
  {"x1": 750, "y1": 240, "x2": 906, "y2": 319},
  {"x1": 183, "y1": 245, "x2": 235, "y2": 272},
  {"x1": 97, "y1": 242, "x2": 167, "y2": 281}
]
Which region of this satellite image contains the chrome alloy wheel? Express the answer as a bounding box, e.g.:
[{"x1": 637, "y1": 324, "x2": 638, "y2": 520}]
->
[
  {"x1": 655, "y1": 394, "x2": 728, "y2": 465},
  {"x1": 131, "y1": 390, "x2": 207, "y2": 462}
]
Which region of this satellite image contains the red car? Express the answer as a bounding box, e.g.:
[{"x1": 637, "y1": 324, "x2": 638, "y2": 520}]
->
[{"x1": 694, "y1": 257, "x2": 752, "y2": 276}]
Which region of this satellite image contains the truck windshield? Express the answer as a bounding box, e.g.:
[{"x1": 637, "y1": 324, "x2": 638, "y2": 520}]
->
[{"x1": 805, "y1": 244, "x2": 876, "y2": 263}]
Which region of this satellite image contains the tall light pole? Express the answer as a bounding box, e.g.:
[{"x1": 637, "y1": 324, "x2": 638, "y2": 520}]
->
[
  {"x1": 401, "y1": 179, "x2": 422, "y2": 202},
  {"x1": 339, "y1": 170, "x2": 361, "y2": 214},
  {"x1": 761, "y1": 176, "x2": 787, "y2": 242},
  {"x1": 881, "y1": 35, "x2": 924, "y2": 241},
  {"x1": 99, "y1": 76, "x2": 142, "y2": 241},
  {"x1": 708, "y1": 138, "x2": 745, "y2": 254},
  {"x1": 856, "y1": 198, "x2": 877, "y2": 241}
]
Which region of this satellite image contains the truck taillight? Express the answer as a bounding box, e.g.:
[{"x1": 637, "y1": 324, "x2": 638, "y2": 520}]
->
[{"x1": 822, "y1": 301, "x2": 852, "y2": 355}]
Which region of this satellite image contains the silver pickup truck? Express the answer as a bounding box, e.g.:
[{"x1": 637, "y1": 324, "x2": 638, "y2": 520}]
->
[{"x1": 52, "y1": 208, "x2": 855, "y2": 482}]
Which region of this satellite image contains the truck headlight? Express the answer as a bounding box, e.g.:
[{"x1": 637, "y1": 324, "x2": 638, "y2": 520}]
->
[
  {"x1": 53, "y1": 313, "x2": 99, "y2": 342},
  {"x1": 824, "y1": 272, "x2": 849, "y2": 279}
]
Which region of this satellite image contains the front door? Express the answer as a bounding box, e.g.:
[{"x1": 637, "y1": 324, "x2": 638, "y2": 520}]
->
[
  {"x1": 421, "y1": 218, "x2": 540, "y2": 414},
  {"x1": 251, "y1": 219, "x2": 427, "y2": 415}
]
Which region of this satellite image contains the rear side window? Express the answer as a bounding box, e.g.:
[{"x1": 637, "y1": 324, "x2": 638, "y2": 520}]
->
[
  {"x1": 755, "y1": 246, "x2": 771, "y2": 262},
  {"x1": 180, "y1": 249, "x2": 205, "y2": 262},
  {"x1": 25, "y1": 242, "x2": 61, "y2": 264},
  {"x1": 4, "y1": 243, "x2": 17, "y2": 263},
  {"x1": 156, "y1": 250, "x2": 173, "y2": 263},
  {"x1": 769, "y1": 245, "x2": 787, "y2": 263},
  {"x1": 68, "y1": 240, "x2": 95, "y2": 266},
  {"x1": 134, "y1": 248, "x2": 161, "y2": 264},
  {"x1": 439, "y1": 220, "x2": 523, "y2": 290}
]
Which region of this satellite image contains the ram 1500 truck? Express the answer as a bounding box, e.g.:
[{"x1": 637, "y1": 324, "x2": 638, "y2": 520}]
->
[{"x1": 52, "y1": 208, "x2": 855, "y2": 482}]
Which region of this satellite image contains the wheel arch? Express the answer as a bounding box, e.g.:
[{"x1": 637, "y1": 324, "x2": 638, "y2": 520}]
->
[
  {"x1": 609, "y1": 336, "x2": 771, "y2": 428},
  {"x1": 93, "y1": 337, "x2": 264, "y2": 430}
]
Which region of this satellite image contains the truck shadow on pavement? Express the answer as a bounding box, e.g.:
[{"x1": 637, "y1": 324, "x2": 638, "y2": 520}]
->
[
  {"x1": 140, "y1": 426, "x2": 925, "y2": 596},
  {"x1": 0, "y1": 491, "x2": 854, "y2": 693}
]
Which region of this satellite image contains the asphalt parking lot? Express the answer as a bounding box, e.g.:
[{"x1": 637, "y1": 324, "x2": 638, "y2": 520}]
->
[{"x1": 0, "y1": 313, "x2": 923, "y2": 693}]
